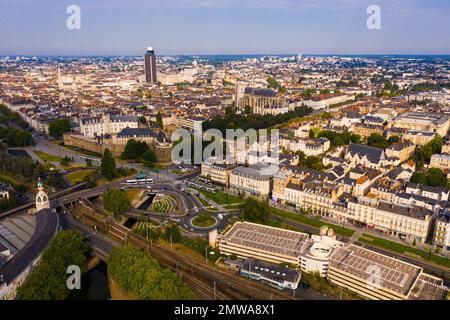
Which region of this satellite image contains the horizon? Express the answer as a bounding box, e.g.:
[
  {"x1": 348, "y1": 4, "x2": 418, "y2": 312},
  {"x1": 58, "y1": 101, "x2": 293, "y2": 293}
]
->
[
  {"x1": 3, "y1": 53, "x2": 450, "y2": 58},
  {"x1": 1, "y1": 0, "x2": 450, "y2": 56}
]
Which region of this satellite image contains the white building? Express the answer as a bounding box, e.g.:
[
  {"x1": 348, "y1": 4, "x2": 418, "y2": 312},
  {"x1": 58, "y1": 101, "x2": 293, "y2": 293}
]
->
[{"x1": 79, "y1": 113, "x2": 139, "y2": 139}]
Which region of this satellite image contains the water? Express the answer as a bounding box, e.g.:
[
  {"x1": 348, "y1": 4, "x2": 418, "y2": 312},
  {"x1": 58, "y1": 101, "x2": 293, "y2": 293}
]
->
[{"x1": 66, "y1": 261, "x2": 111, "y2": 300}]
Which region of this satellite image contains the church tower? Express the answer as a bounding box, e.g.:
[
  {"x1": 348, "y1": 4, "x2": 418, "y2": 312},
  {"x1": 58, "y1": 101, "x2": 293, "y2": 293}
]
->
[{"x1": 35, "y1": 178, "x2": 50, "y2": 212}]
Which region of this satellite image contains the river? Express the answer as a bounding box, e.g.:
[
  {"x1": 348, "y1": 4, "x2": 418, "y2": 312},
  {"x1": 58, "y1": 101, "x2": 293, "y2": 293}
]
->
[{"x1": 66, "y1": 261, "x2": 111, "y2": 300}]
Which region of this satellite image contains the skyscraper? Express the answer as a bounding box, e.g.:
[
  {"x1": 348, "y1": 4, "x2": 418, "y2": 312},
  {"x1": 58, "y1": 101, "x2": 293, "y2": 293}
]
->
[{"x1": 144, "y1": 46, "x2": 157, "y2": 83}]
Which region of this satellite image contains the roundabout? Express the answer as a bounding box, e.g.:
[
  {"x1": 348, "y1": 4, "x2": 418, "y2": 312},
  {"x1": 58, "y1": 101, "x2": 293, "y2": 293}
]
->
[{"x1": 190, "y1": 214, "x2": 218, "y2": 229}]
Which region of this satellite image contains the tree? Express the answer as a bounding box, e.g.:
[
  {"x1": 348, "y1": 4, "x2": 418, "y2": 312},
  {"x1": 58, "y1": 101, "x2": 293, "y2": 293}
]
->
[
  {"x1": 138, "y1": 116, "x2": 147, "y2": 125},
  {"x1": 0, "y1": 195, "x2": 21, "y2": 214},
  {"x1": 155, "y1": 112, "x2": 163, "y2": 128},
  {"x1": 107, "y1": 245, "x2": 195, "y2": 300},
  {"x1": 387, "y1": 135, "x2": 400, "y2": 145},
  {"x1": 164, "y1": 223, "x2": 182, "y2": 243},
  {"x1": 102, "y1": 188, "x2": 131, "y2": 217},
  {"x1": 100, "y1": 148, "x2": 117, "y2": 180},
  {"x1": 411, "y1": 168, "x2": 449, "y2": 190},
  {"x1": 350, "y1": 134, "x2": 362, "y2": 144},
  {"x1": 46, "y1": 171, "x2": 67, "y2": 190},
  {"x1": 367, "y1": 133, "x2": 389, "y2": 149},
  {"x1": 48, "y1": 119, "x2": 71, "y2": 138},
  {"x1": 142, "y1": 149, "x2": 156, "y2": 167},
  {"x1": 266, "y1": 76, "x2": 278, "y2": 89},
  {"x1": 240, "y1": 198, "x2": 271, "y2": 224},
  {"x1": 414, "y1": 136, "x2": 444, "y2": 168},
  {"x1": 16, "y1": 230, "x2": 89, "y2": 300},
  {"x1": 121, "y1": 139, "x2": 149, "y2": 161}
]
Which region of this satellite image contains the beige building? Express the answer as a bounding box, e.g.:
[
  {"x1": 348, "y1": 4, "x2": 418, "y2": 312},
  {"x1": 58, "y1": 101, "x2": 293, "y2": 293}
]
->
[
  {"x1": 390, "y1": 112, "x2": 450, "y2": 137},
  {"x1": 385, "y1": 140, "x2": 415, "y2": 163},
  {"x1": 229, "y1": 166, "x2": 272, "y2": 197},
  {"x1": 79, "y1": 114, "x2": 139, "y2": 139},
  {"x1": 230, "y1": 166, "x2": 272, "y2": 197},
  {"x1": 433, "y1": 215, "x2": 450, "y2": 249},
  {"x1": 201, "y1": 160, "x2": 235, "y2": 186},
  {"x1": 430, "y1": 154, "x2": 450, "y2": 171},
  {"x1": 353, "y1": 123, "x2": 384, "y2": 138},
  {"x1": 347, "y1": 197, "x2": 432, "y2": 242},
  {"x1": 402, "y1": 130, "x2": 437, "y2": 146}
]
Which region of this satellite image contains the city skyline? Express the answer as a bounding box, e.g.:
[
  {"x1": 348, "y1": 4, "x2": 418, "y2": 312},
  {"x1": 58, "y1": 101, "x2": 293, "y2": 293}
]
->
[{"x1": 1, "y1": 0, "x2": 450, "y2": 56}]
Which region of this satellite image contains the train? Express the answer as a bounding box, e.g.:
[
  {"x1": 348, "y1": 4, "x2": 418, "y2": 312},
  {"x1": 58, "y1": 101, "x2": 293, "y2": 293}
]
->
[{"x1": 125, "y1": 178, "x2": 154, "y2": 185}]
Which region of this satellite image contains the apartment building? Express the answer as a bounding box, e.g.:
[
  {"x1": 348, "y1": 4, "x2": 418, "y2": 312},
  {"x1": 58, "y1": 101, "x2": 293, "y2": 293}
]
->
[
  {"x1": 430, "y1": 153, "x2": 450, "y2": 171},
  {"x1": 385, "y1": 140, "x2": 415, "y2": 163},
  {"x1": 229, "y1": 166, "x2": 272, "y2": 197},
  {"x1": 353, "y1": 123, "x2": 384, "y2": 138},
  {"x1": 178, "y1": 116, "x2": 205, "y2": 132},
  {"x1": 402, "y1": 130, "x2": 437, "y2": 146},
  {"x1": 347, "y1": 197, "x2": 432, "y2": 242},
  {"x1": 79, "y1": 113, "x2": 139, "y2": 138},
  {"x1": 303, "y1": 93, "x2": 354, "y2": 110},
  {"x1": 201, "y1": 160, "x2": 235, "y2": 186},
  {"x1": 433, "y1": 214, "x2": 450, "y2": 250}
]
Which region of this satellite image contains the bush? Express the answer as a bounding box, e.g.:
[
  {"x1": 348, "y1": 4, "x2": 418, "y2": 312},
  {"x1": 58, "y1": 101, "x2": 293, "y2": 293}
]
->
[{"x1": 107, "y1": 245, "x2": 195, "y2": 300}]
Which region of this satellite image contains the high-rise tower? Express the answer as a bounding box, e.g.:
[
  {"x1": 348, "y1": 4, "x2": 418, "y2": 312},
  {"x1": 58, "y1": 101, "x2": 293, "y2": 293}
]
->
[{"x1": 144, "y1": 46, "x2": 157, "y2": 83}]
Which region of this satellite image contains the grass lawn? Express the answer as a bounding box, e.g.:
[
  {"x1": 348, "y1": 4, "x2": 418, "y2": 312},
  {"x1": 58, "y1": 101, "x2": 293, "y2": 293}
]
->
[
  {"x1": 271, "y1": 207, "x2": 355, "y2": 237},
  {"x1": 151, "y1": 197, "x2": 173, "y2": 213},
  {"x1": 359, "y1": 233, "x2": 450, "y2": 268},
  {"x1": 64, "y1": 145, "x2": 102, "y2": 158},
  {"x1": 125, "y1": 189, "x2": 142, "y2": 204},
  {"x1": 194, "y1": 188, "x2": 243, "y2": 205},
  {"x1": 191, "y1": 214, "x2": 216, "y2": 228},
  {"x1": 34, "y1": 150, "x2": 62, "y2": 162},
  {"x1": 0, "y1": 171, "x2": 27, "y2": 190},
  {"x1": 67, "y1": 169, "x2": 97, "y2": 185}
]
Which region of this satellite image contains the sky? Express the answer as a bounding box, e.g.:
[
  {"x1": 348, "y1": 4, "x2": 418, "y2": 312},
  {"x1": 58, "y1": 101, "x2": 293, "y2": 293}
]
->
[{"x1": 1, "y1": 0, "x2": 450, "y2": 56}]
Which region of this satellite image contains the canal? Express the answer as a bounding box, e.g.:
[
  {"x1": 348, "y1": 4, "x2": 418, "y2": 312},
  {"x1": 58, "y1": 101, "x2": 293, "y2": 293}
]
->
[{"x1": 66, "y1": 261, "x2": 111, "y2": 300}]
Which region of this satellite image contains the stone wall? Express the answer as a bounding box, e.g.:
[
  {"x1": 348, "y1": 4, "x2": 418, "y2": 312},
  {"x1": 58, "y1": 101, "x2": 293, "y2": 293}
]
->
[{"x1": 63, "y1": 133, "x2": 172, "y2": 163}]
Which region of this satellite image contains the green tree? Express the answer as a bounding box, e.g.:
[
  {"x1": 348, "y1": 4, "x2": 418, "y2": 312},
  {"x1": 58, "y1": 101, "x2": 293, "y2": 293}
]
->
[
  {"x1": 102, "y1": 188, "x2": 131, "y2": 217},
  {"x1": 46, "y1": 171, "x2": 67, "y2": 190},
  {"x1": 142, "y1": 149, "x2": 157, "y2": 167},
  {"x1": 350, "y1": 134, "x2": 362, "y2": 144},
  {"x1": 387, "y1": 135, "x2": 400, "y2": 145},
  {"x1": 155, "y1": 112, "x2": 163, "y2": 128},
  {"x1": 240, "y1": 198, "x2": 271, "y2": 224},
  {"x1": 107, "y1": 245, "x2": 195, "y2": 300},
  {"x1": 139, "y1": 116, "x2": 147, "y2": 125},
  {"x1": 367, "y1": 133, "x2": 389, "y2": 149},
  {"x1": 121, "y1": 139, "x2": 149, "y2": 161},
  {"x1": 100, "y1": 148, "x2": 117, "y2": 180},
  {"x1": 16, "y1": 230, "x2": 89, "y2": 300},
  {"x1": 411, "y1": 168, "x2": 449, "y2": 189},
  {"x1": 48, "y1": 119, "x2": 71, "y2": 138},
  {"x1": 266, "y1": 76, "x2": 278, "y2": 89}
]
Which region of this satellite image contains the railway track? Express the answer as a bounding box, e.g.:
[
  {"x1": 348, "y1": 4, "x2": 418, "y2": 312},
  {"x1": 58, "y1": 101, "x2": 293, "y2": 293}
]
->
[{"x1": 127, "y1": 233, "x2": 298, "y2": 300}]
